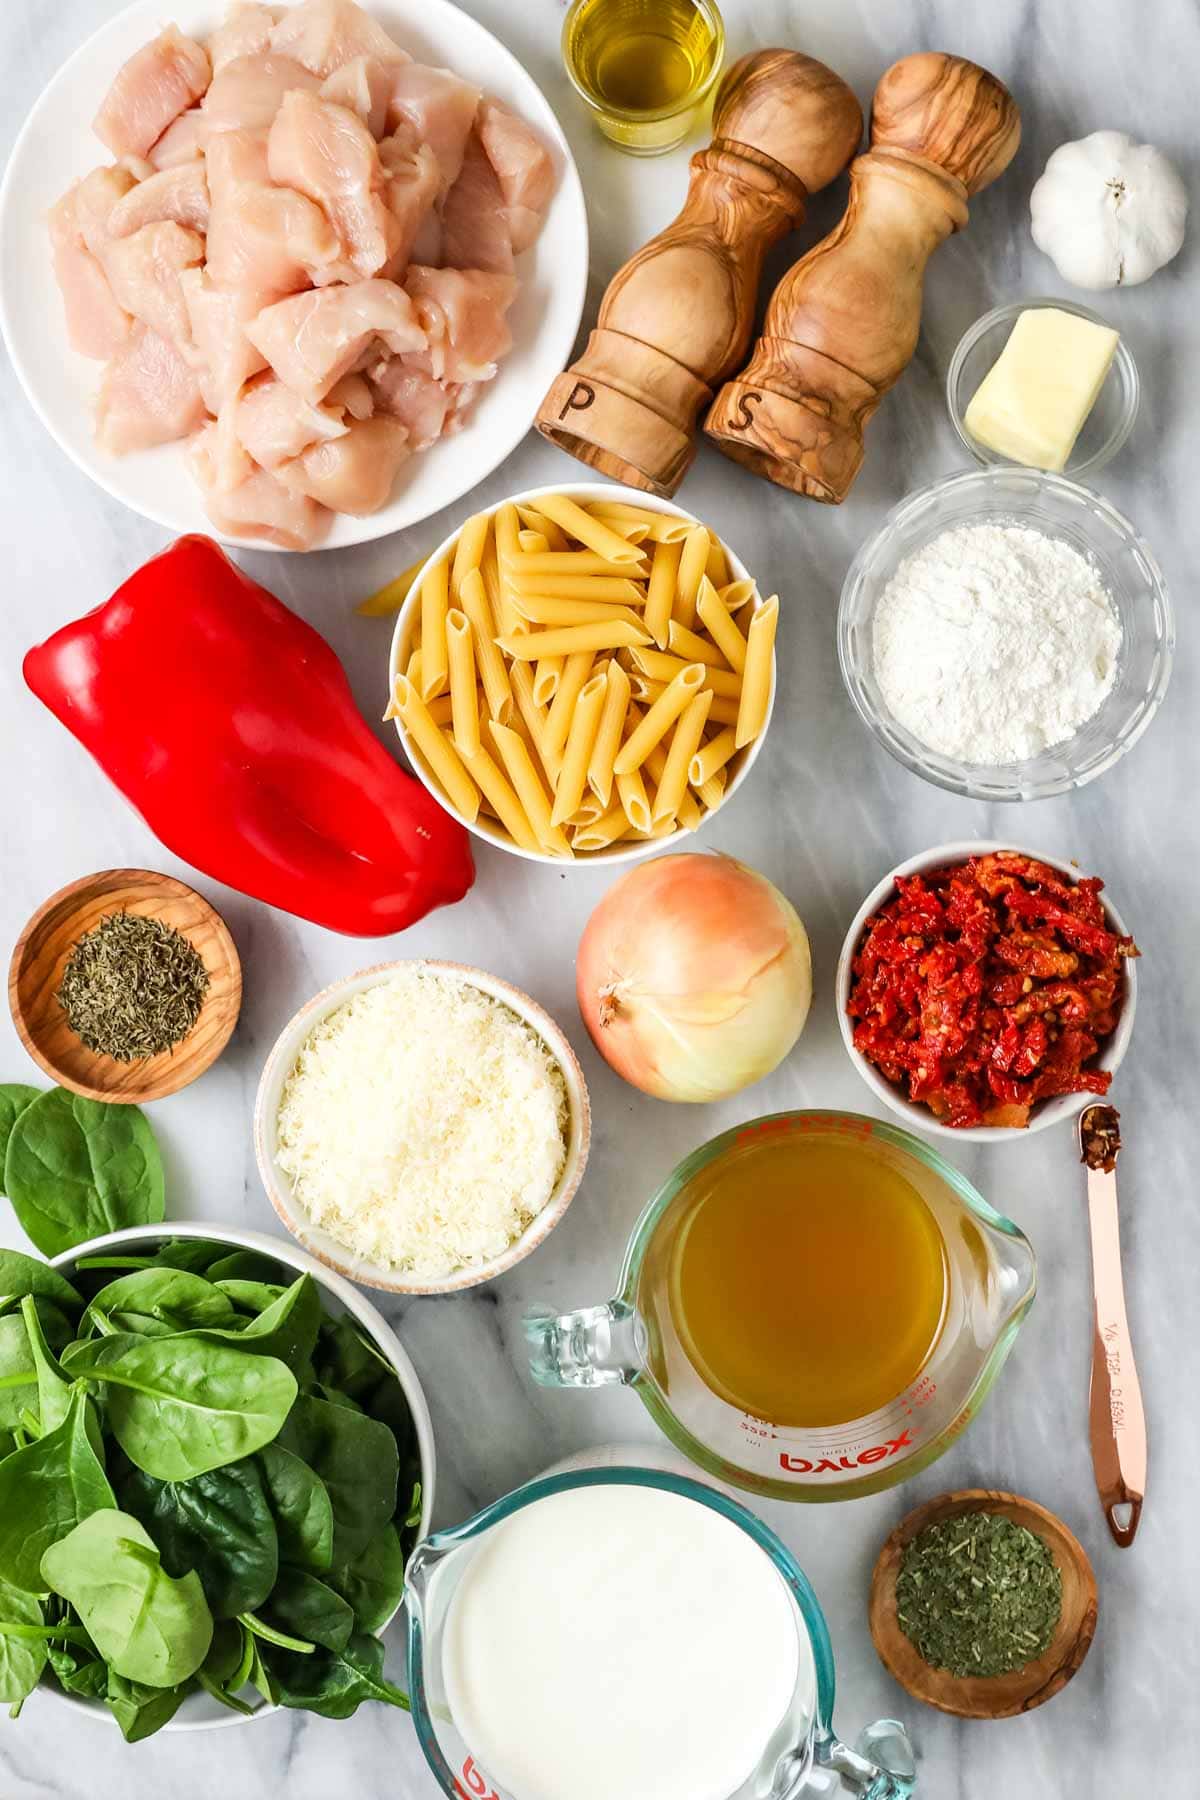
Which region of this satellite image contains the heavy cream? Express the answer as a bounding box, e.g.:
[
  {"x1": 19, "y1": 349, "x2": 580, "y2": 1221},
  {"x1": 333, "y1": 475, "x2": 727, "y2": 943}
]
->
[{"x1": 441, "y1": 1482, "x2": 813, "y2": 1800}]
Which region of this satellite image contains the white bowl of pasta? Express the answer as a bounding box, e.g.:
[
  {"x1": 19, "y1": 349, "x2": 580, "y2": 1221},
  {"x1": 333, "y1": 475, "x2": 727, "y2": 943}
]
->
[{"x1": 385, "y1": 483, "x2": 778, "y2": 862}]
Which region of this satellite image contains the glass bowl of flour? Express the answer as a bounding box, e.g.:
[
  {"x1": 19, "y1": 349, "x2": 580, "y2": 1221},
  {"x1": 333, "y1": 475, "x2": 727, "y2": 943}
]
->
[{"x1": 838, "y1": 468, "x2": 1173, "y2": 800}]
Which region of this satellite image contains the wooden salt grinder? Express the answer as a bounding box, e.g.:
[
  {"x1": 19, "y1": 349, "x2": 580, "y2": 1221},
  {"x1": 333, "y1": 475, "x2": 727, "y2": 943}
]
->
[
  {"x1": 705, "y1": 53, "x2": 1021, "y2": 502},
  {"x1": 535, "y1": 50, "x2": 863, "y2": 497}
]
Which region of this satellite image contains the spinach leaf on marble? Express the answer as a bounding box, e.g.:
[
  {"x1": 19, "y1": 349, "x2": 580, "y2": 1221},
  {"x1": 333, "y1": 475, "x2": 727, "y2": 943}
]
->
[
  {"x1": 0, "y1": 1086, "x2": 41, "y2": 1188},
  {"x1": 3, "y1": 1090, "x2": 164, "y2": 1256}
]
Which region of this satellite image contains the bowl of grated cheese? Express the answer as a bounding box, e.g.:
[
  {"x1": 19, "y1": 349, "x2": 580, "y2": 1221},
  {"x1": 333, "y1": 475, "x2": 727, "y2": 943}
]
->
[{"x1": 254, "y1": 960, "x2": 590, "y2": 1294}]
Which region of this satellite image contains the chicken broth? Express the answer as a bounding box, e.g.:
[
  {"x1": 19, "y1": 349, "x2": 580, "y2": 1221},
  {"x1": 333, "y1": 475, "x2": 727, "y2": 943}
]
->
[{"x1": 667, "y1": 1133, "x2": 949, "y2": 1429}]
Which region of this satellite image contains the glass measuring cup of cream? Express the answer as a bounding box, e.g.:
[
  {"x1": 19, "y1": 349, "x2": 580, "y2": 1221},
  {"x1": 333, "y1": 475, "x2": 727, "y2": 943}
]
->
[
  {"x1": 526, "y1": 1111, "x2": 1036, "y2": 1501},
  {"x1": 406, "y1": 1466, "x2": 916, "y2": 1800}
]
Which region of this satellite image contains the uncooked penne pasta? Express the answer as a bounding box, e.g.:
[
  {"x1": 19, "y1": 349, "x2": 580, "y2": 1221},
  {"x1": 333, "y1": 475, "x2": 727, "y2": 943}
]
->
[
  {"x1": 534, "y1": 493, "x2": 645, "y2": 564},
  {"x1": 481, "y1": 535, "x2": 519, "y2": 641},
  {"x1": 587, "y1": 660, "x2": 631, "y2": 806},
  {"x1": 614, "y1": 663, "x2": 705, "y2": 776},
  {"x1": 445, "y1": 608, "x2": 479, "y2": 759},
  {"x1": 386, "y1": 674, "x2": 480, "y2": 824},
  {"x1": 419, "y1": 557, "x2": 450, "y2": 699},
  {"x1": 427, "y1": 693, "x2": 456, "y2": 728},
  {"x1": 510, "y1": 662, "x2": 562, "y2": 784},
  {"x1": 704, "y1": 536, "x2": 730, "y2": 587},
  {"x1": 644, "y1": 538, "x2": 683, "y2": 649},
  {"x1": 572, "y1": 804, "x2": 633, "y2": 851},
  {"x1": 617, "y1": 765, "x2": 652, "y2": 833},
  {"x1": 629, "y1": 647, "x2": 741, "y2": 698},
  {"x1": 551, "y1": 671, "x2": 608, "y2": 825},
  {"x1": 667, "y1": 618, "x2": 728, "y2": 670},
  {"x1": 358, "y1": 554, "x2": 426, "y2": 616},
  {"x1": 695, "y1": 765, "x2": 727, "y2": 813},
  {"x1": 517, "y1": 529, "x2": 550, "y2": 553},
  {"x1": 674, "y1": 526, "x2": 710, "y2": 630},
  {"x1": 463, "y1": 741, "x2": 542, "y2": 854},
  {"x1": 459, "y1": 568, "x2": 513, "y2": 725},
  {"x1": 506, "y1": 572, "x2": 646, "y2": 603},
  {"x1": 689, "y1": 725, "x2": 738, "y2": 786},
  {"x1": 586, "y1": 500, "x2": 692, "y2": 544},
  {"x1": 543, "y1": 650, "x2": 595, "y2": 762},
  {"x1": 489, "y1": 722, "x2": 572, "y2": 858},
  {"x1": 569, "y1": 794, "x2": 606, "y2": 826},
  {"x1": 450, "y1": 511, "x2": 489, "y2": 602},
  {"x1": 736, "y1": 594, "x2": 778, "y2": 748},
  {"x1": 652, "y1": 689, "x2": 713, "y2": 823},
  {"x1": 494, "y1": 502, "x2": 522, "y2": 568},
  {"x1": 513, "y1": 551, "x2": 646, "y2": 578},
  {"x1": 719, "y1": 577, "x2": 756, "y2": 613},
  {"x1": 515, "y1": 506, "x2": 570, "y2": 550},
  {"x1": 532, "y1": 657, "x2": 563, "y2": 707},
  {"x1": 406, "y1": 644, "x2": 424, "y2": 689},
  {"x1": 677, "y1": 787, "x2": 702, "y2": 831},
  {"x1": 696, "y1": 575, "x2": 748, "y2": 674},
  {"x1": 497, "y1": 621, "x2": 650, "y2": 660},
  {"x1": 512, "y1": 595, "x2": 648, "y2": 630}
]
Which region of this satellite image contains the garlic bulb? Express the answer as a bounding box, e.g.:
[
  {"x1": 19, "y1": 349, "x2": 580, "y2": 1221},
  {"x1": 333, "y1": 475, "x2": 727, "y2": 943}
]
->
[{"x1": 1030, "y1": 130, "x2": 1187, "y2": 288}]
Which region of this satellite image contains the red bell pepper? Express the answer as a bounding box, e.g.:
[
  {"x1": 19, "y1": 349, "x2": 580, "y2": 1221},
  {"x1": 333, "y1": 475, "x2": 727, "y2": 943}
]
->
[{"x1": 24, "y1": 535, "x2": 474, "y2": 935}]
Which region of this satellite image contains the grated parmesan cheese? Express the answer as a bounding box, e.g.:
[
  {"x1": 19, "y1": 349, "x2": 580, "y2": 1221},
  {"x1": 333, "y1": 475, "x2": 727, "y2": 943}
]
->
[{"x1": 275, "y1": 969, "x2": 569, "y2": 1279}]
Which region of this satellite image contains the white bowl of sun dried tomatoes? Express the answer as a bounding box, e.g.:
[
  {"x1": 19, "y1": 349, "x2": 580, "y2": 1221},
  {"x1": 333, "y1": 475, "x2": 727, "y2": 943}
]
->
[{"x1": 835, "y1": 841, "x2": 1138, "y2": 1141}]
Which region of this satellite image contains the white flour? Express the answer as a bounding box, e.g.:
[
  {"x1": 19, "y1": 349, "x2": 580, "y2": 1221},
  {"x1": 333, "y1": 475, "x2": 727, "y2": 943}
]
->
[{"x1": 871, "y1": 521, "x2": 1122, "y2": 763}]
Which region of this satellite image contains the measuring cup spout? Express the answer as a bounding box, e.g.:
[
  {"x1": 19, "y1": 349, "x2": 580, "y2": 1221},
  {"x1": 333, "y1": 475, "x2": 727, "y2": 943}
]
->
[
  {"x1": 525, "y1": 1300, "x2": 641, "y2": 1388},
  {"x1": 811, "y1": 1718, "x2": 917, "y2": 1799}
]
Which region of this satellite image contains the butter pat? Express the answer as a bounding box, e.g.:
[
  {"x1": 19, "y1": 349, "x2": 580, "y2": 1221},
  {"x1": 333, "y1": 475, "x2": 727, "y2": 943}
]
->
[{"x1": 963, "y1": 307, "x2": 1120, "y2": 471}]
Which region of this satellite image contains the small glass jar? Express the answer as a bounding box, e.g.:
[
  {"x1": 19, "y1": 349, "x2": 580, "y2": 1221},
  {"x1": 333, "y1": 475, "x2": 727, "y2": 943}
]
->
[{"x1": 562, "y1": 0, "x2": 726, "y2": 155}]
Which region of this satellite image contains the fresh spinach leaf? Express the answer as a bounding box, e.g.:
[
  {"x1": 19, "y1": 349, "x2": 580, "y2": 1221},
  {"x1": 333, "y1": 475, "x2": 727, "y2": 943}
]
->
[
  {"x1": 47, "y1": 1634, "x2": 107, "y2": 1700},
  {"x1": 87, "y1": 1269, "x2": 237, "y2": 1338},
  {"x1": 266, "y1": 1629, "x2": 409, "y2": 1719},
  {"x1": 20, "y1": 1296, "x2": 73, "y2": 1432},
  {"x1": 62, "y1": 1334, "x2": 297, "y2": 1480},
  {"x1": 246, "y1": 1637, "x2": 277, "y2": 1708},
  {"x1": 257, "y1": 1443, "x2": 334, "y2": 1572},
  {"x1": 0, "y1": 1248, "x2": 81, "y2": 1315},
  {"x1": 0, "y1": 1086, "x2": 41, "y2": 1187},
  {"x1": 205, "y1": 1251, "x2": 290, "y2": 1286},
  {"x1": 195, "y1": 1620, "x2": 257, "y2": 1715},
  {"x1": 264, "y1": 1568, "x2": 353, "y2": 1654},
  {"x1": 189, "y1": 1276, "x2": 321, "y2": 1373},
  {"x1": 117, "y1": 1458, "x2": 278, "y2": 1620},
  {"x1": 0, "y1": 1316, "x2": 36, "y2": 1433},
  {"x1": 216, "y1": 1280, "x2": 286, "y2": 1314},
  {"x1": 314, "y1": 1316, "x2": 416, "y2": 1482},
  {"x1": 4, "y1": 1091, "x2": 164, "y2": 1257},
  {"x1": 41, "y1": 1510, "x2": 213, "y2": 1687},
  {"x1": 328, "y1": 1524, "x2": 406, "y2": 1633},
  {"x1": 106, "y1": 1670, "x2": 189, "y2": 1741},
  {"x1": 277, "y1": 1395, "x2": 398, "y2": 1565},
  {"x1": 0, "y1": 1578, "x2": 47, "y2": 1710},
  {"x1": 0, "y1": 1387, "x2": 114, "y2": 1591}
]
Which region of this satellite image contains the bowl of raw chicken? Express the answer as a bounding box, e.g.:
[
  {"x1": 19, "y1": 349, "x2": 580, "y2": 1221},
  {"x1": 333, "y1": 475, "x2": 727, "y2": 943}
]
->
[{"x1": 0, "y1": 0, "x2": 588, "y2": 550}]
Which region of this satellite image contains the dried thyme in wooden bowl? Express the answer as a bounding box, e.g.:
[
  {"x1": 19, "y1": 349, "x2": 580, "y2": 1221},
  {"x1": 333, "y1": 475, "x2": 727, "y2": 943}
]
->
[{"x1": 57, "y1": 911, "x2": 210, "y2": 1062}]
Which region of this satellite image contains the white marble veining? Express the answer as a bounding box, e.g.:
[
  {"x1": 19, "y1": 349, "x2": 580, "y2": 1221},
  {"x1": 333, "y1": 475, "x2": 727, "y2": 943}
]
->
[{"x1": 1, "y1": 1, "x2": 1196, "y2": 1795}]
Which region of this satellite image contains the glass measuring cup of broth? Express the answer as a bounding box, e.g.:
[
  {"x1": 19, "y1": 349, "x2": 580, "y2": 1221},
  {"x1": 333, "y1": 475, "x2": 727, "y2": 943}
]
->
[
  {"x1": 526, "y1": 1111, "x2": 1036, "y2": 1500},
  {"x1": 406, "y1": 1466, "x2": 917, "y2": 1800}
]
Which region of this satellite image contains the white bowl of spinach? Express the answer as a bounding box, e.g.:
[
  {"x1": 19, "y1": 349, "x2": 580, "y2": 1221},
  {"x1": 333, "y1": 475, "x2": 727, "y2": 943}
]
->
[{"x1": 0, "y1": 1222, "x2": 433, "y2": 1739}]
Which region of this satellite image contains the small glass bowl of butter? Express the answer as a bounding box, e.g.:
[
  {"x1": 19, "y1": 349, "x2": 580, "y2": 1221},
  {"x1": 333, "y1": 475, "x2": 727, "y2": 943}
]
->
[{"x1": 948, "y1": 298, "x2": 1139, "y2": 478}]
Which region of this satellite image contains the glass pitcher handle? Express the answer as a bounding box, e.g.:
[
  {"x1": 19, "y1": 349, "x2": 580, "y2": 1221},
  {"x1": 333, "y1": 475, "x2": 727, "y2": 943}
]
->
[
  {"x1": 525, "y1": 1301, "x2": 640, "y2": 1388},
  {"x1": 812, "y1": 1719, "x2": 917, "y2": 1799}
]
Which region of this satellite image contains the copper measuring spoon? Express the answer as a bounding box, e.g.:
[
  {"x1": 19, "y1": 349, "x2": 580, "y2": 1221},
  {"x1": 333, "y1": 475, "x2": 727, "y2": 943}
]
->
[{"x1": 1079, "y1": 1105, "x2": 1146, "y2": 1547}]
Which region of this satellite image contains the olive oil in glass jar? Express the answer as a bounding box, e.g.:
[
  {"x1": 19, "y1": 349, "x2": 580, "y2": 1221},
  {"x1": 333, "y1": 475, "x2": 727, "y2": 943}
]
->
[{"x1": 563, "y1": 0, "x2": 725, "y2": 154}]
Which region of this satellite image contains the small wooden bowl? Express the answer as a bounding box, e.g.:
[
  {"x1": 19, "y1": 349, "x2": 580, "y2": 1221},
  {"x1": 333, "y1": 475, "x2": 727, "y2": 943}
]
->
[
  {"x1": 869, "y1": 1488, "x2": 1098, "y2": 1719},
  {"x1": 8, "y1": 869, "x2": 241, "y2": 1104}
]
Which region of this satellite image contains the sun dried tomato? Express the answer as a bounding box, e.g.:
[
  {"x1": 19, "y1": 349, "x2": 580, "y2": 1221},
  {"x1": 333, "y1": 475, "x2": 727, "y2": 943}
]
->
[{"x1": 847, "y1": 852, "x2": 1137, "y2": 1130}]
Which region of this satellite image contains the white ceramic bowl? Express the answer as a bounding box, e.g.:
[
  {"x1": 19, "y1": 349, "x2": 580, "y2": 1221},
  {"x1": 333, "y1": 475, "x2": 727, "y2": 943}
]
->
[
  {"x1": 387, "y1": 482, "x2": 777, "y2": 864},
  {"x1": 835, "y1": 841, "x2": 1137, "y2": 1143},
  {"x1": 255, "y1": 959, "x2": 591, "y2": 1293},
  {"x1": 45, "y1": 1221, "x2": 435, "y2": 1731},
  {"x1": 0, "y1": 0, "x2": 587, "y2": 552}
]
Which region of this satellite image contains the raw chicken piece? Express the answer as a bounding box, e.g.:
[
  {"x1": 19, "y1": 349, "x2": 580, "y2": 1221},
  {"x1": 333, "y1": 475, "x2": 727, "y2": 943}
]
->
[
  {"x1": 93, "y1": 26, "x2": 212, "y2": 160},
  {"x1": 476, "y1": 98, "x2": 553, "y2": 253},
  {"x1": 203, "y1": 54, "x2": 321, "y2": 133},
  {"x1": 378, "y1": 130, "x2": 440, "y2": 278},
  {"x1": 148, "y1": 108, "x2": 208, "y2": 168},
  {"x1": 385, "y1": 63, "x2": 480, "y2": 192},
  {"x1": 245, "y1": 277, "x2": 424, "y2": 401},
  {"x1": 108, "y1": 162, "x2": 211, "y2": 237},
  {"x1": 368, "y1": 356, "x2": 447, "y2": 447},
  {"x1": 209, "y1": 3, "x2": 280, "y2": 71},
  {"x1": 191, "y1": 424, "x2": 331, "y2": 546},
  {"x1": 96, "y1": 324, "x2": 206, "y2": 453},
  {"x1": 118, "y1": 154, "x2": 157, "y2": 183},
  {"x1": 405, "y1": 265, "x2": 515, "y2": 383},
  {"x1": 408, "y1": 204, "x2": 442, "y2": 267},
  {"x1": 268, "y1": 0, "x2": 409, "y2": 78},
  {"x1": 325, "y1": 371, "x2": 374, "y2": 418},
  {"x1": 440, "y1": 130, "x2": 512, "y2": 274},
  {"x1": 103, "y1": 221, "x2": 205, "y2": 356},
  {"x1": 267, "y1": 91, "x2": 398, "y2": 281},
  {"x1": 208, "y1": 399, "x2": 255, "y2": 492},
  {"x1": 205, "y1": 127, "x2": 339, "y2": 305},
  {"x1": 181, "y1": 267, "x2": 268, "y2": 407},
  {"x1": 321, "y1": 56, "x2": 391, "y2": 138},
  {"x1": 235, "y1": 370, "x2": 349, "y2": 467},
  {"x1": 47, "y1": 185, "x2": 131, "y2": 359},
  {"x1": 280, "y1": 415, "x2": 408, "y2": 513},
  {"x1": 71, "y1": 165, "x2": 139, "y2": 258}
]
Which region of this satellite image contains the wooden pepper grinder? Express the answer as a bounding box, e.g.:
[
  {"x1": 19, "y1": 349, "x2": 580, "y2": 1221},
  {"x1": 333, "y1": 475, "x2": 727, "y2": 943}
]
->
[
  {"x1": 705, "y1": 53, "x2": 1021, "y2": 502},
  {"x1": 535, "y1": 50, "x2": 863, "y2": 497}
]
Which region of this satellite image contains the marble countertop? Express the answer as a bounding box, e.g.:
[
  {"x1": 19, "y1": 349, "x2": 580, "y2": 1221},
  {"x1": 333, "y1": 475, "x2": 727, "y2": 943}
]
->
[{"x1": 1, "y1": 0, "x2": 1196, "y2": 1795}]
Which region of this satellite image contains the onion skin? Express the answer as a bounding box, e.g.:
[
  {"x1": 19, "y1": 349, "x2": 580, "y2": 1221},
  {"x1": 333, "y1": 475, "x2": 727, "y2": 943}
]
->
[{"x1": 576, "y1": 853, "x2": 812, "y2": 1102}]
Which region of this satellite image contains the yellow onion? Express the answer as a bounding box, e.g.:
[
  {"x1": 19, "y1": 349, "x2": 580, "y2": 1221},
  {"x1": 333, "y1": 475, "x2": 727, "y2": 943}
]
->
[{"x1": 576, "y1": 853, "x2": 812, "y2": 1102}]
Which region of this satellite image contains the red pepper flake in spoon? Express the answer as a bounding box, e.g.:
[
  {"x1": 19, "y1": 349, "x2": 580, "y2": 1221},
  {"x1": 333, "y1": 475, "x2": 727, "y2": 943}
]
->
[{"x1": 847, "y1": 852, "x2": 1138, "y2": 1128}]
